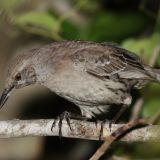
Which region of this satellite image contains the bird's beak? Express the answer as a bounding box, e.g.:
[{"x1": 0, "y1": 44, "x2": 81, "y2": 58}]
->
[{"x1": 0, "y1": 85, "x2": 15, "y2": 109}]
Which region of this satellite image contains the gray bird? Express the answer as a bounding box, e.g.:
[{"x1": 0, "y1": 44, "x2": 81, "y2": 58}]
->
[{"x1": 0, "y1": 41, "x2": 160, "y2": 125}]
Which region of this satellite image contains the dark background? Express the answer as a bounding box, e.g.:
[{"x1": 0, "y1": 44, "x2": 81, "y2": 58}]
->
[{"x1": 0, "y1": 0, "x2": 160, "y2": 159}]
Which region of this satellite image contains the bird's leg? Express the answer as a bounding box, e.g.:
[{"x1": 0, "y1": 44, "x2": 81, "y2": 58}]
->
[
  {"x1": 51, "y1": 111, "x2": 72, "y2": 138},
  {"x1": 98, "y1": 119, "x2": 110, "y2": 140},
  {"x1": 51, "y1": 111, "x2": 89, "y2": 138},
  {"x1": 99, "y1": 105, "x2": 128, "y2": 139},
  {"x1": 99, "y1": 120, "x2": 105, "y2": 140},
  {"x1": 109, "y1": 105, "x2": 128, "y2": 131},
  {"x1": 95, "y1": 119, "x2": 101, "y2": 128}
]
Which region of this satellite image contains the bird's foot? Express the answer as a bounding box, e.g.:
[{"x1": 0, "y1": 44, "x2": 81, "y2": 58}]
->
[
  {"x1": 99, "y1": 120, "x2": 104, "y2": 140},
  {"x1": 51, "y1": 111, "x2": 89, "y2": 139},
  {"x1": 109, "y1": 105, "x2": 128, "y2": 132},
  {"x1": 109, "y1": 119, "x2": 115, "y2": 132},
  {"x1": 98, "y1": 119, "x2": 115, "y2": 140},
  {"x1": 51, "y1": 111, "x2": 73, "y2": 139},
  {"x1": 96, "y1": 119, "x2": 109, "y2": 140}
]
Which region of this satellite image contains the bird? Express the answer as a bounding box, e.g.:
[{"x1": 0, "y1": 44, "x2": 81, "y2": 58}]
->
[{"x1": 0, "y1": 40, "x2": 160, "y2": 134}]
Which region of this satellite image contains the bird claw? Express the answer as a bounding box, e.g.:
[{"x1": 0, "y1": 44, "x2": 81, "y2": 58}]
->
[
  {"x1": 98, "y1": 119, "x2": 114, "y2": 140},
  {"x1": 95, "y1": 120, "x2": 100, "y2": 128},
  {"x1": 109, "y1": 119, "x2": 115, "y2": 133},
  {"x1": 51, "y1": 111, "x2": 73, "y2": 139},
  {"x1": 99, "y1": 121, "x2": 104, "y2": 140}
]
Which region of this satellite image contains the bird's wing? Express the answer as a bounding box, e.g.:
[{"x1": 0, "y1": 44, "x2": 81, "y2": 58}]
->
[{"x1": 70, "y1": 44, "x2": 150, "y2": 80}]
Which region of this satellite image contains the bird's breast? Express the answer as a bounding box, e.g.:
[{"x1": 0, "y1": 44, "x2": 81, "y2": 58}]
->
[{"x1": 44, "y1": 67, "x2": 128, "y2": 106}]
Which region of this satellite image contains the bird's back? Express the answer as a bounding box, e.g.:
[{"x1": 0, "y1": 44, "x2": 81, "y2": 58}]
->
[{"x1": 31, "y1": 41, "x2": 158, "y2": 85}]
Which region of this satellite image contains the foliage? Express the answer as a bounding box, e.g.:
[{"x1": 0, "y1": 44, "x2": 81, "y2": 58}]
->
[
  {"x1": 122, "y1": 33, "x2": 160, "y2": 64},
  {"x1": 15, "y1": 11, "x2": 62, "y2": 40},
  {"x1": 122, "y1": 33, "x2": 160, "y2": 118},
  {"x1": 0, "y1": 0, "x2": 160, "y2": 159}
]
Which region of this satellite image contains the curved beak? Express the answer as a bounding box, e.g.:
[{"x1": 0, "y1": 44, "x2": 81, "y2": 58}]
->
[{"x1": 0, "y1": 85, "x2": 15, "y2": 109}]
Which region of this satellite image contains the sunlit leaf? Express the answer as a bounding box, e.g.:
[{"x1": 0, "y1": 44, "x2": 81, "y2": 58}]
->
[
  {"x1": 15, "y1": 11, "x2": 62, "y2": 40},
  {"x1": 0, "y1": 0, "x2": 23, "y2": 10},
  {"x1": 142, "y1": 98, "x2": 160, "y2": 117},
  {"x1": 73, "y1": 0, "x2": 98, "y2": 12},
  {"x1": 122, "y1": 34, "x2": 160, "y2": 117},
  {"x1": 122, "y1": 33, "x2": 160, "y2": 64}
]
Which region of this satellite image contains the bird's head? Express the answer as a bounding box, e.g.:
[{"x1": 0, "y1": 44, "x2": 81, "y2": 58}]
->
[{"x1": 0, "y1": 53, "x2": 37, "y2": 108}]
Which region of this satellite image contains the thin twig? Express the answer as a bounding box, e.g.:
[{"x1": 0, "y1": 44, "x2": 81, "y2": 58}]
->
[
  {"x1": 109, "y1": 155, "x2": 131, "y2": 160},
  {"x1": 149, "y1": 45, "x2": 160, "y2": 67},
  {"x1": 149, "y1": 111, "x2": 160, "y2": 124},
  {"x1": 130, "y1": 98, "x2": 144, "y2": 121},
  {"x1": 89, "y1": 119, "x2": 148, "y2": 160}
]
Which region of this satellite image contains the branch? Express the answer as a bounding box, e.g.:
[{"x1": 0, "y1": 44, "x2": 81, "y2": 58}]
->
[
  {"x1": 89, "y1": 119, "x2": 147, "y2": 160},
  {"x1": 130, "y1": 97, "x2": 144, "y2": 121},
  {"x1": 0, "y1": 119, "x2": 159, "y2": 142},
  {"x1": 149, "y1": 45, "x2": 160, "y2": 67}
]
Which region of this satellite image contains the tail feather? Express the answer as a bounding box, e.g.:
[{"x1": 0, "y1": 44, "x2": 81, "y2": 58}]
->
[
  {"x1": 152, "y1": 68, "x2": 160, "y2": 82},
  {"x1": 145, "y1": 67, "x2": 160, "y2": 82}
]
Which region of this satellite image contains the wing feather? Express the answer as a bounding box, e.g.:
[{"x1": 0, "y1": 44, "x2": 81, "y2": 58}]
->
[{"x1": 70, "y1": 44, "x2": 150, "y2": 80}]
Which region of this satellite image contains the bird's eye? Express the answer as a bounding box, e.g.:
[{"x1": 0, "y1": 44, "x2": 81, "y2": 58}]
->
[{"x1": 15, "y1": 73, "x2": 21, "y2": 81}]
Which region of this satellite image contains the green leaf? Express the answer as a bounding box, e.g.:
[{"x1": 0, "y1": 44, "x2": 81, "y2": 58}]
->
[
  {"x1": 134, "y1": 142, "x2": 160, "y2": 158},
  {"x1": 61, "y1": 20, "x2": 82, "y2": 40},
  {"x1": 73, "y1": 0, "x2": 98, "y2": 12},
  {"x1": 14, "y1": 11, "x2": 62, "y2": 40},
  {"x1": 142, "y1": 98, "x2": 160, "y2": 117},
  {"x1": 85, "y1": 11, "x2": 150, "y2": 42},
  {"x1": 155, "y1": 10, "x2": 160, "y2": 33},
  {"x1": 122, "y1": 34, "x2": 160, "y2": 117},
  {"x1": 122, "y1": 33, "x2": 160, "y2": 64},
  {"x1": 0, "y1": 0, "x2": 22, "y2": 10}
]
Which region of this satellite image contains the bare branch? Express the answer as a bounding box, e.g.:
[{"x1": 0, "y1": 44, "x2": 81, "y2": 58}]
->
[
  {"x1": 149, "y1": 111, "x2": 160, "y2": 124},
  {"x1": 149, "y1": 45, "x2": 160, "y2": 67},
  {"x1": 89, "y1": 119, "x2": 147, "y2": 160},
  {"x1": 0, "y1": 119, "x2": 159, "y2": 142},
  {"x1": 130, "y1": 97, "x2": 144, "y2": 121}
]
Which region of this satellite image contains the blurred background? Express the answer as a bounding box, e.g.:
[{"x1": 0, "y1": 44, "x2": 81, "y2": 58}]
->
[{"x1": 0, "y1": 0, "x2": 160, "y2": 159}]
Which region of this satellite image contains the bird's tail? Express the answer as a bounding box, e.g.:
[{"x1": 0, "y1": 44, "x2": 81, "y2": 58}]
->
[
  {"x1": 145, "y1": 67, "x2": 160, "y2": 82},
  {"x1": 152, "y1": 68, "x2": 160, "y2": 82}
]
